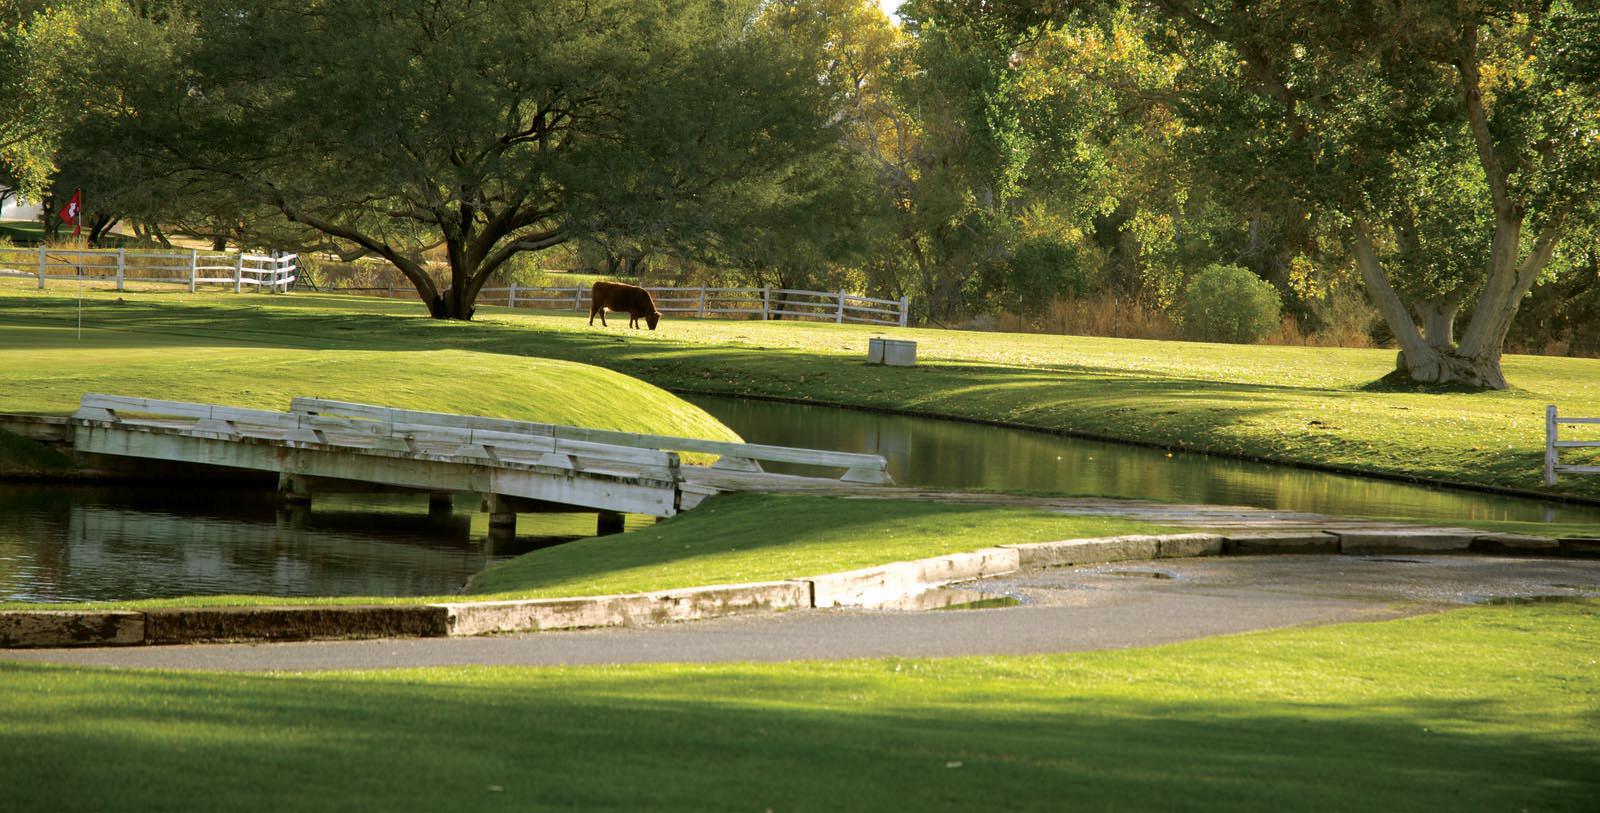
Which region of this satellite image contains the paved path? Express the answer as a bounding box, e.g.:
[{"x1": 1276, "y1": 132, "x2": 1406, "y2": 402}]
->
[{"x1": 8, "y1": 555, "x2": 1598, "y2": 672}]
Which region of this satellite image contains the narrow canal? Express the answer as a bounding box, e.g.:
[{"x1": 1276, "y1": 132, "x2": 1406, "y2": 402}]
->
[
  {"x1": 4, "y1": 395, "x2": 1595, "y2": 604},
  {"x1": 688, "y1": 394, "x2": 1600, "y2": 526},
  {"x1": 0, "y1": 485, "x2": 629, "y2": 604}
]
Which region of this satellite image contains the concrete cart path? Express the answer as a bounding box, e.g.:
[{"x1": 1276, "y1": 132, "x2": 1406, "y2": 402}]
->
[{"x1": 8, "y1": 555, "x2": 1598, "y2": 673}]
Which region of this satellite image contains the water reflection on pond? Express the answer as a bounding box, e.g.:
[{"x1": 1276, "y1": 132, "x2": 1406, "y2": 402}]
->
[
  {"x1": 690, "y1": 395, "x2": 1600, "y2": 526},
  {"x1": 0, "y1": 484, "x2": 617, "y2": 604}
]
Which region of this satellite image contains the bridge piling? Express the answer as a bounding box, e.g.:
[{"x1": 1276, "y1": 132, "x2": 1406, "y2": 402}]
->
[
  {"x1": 428, "y1": 493, "x2": 454, "y2": 518},
  {"x1": 485, "y1": 494, "x2": 517, "y2": 533},
  {"x1": 277, "y1": 473, "x2": 312, "y2": 506},
  {"x1": 597, "y1": 511, "x2": 625, "y2": 536}
]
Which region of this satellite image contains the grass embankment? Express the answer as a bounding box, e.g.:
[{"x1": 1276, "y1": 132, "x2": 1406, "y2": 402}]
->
[
  {"x1": 0, "y1": 311, "x2": 737, "y2": 442},
  {"x1": 3, "y1": 600, "x2": 1596, "y2": 811},
  {"x1": 465, "y1": 492, "x2": 1170, "y2": 598},
  {"x1": 0, "y1": 493, "x2": 1173, "y2": 610},
  {"x1": 2, "y1": 286, "x2": 1593, "y2": 499}
]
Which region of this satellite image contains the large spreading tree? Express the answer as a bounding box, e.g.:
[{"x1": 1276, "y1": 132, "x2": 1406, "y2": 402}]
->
[
  {"x1": 86, "y1": 0, "x2": 848, "y2": 319},
  {"x1": 1144, "y1": 0, "x2": 1600, "y2": 388}
]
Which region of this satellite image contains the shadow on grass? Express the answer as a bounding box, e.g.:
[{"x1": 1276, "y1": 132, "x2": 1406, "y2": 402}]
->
[{"x1": 0, "y1": 657, "x2": 1593, "y2": 811}]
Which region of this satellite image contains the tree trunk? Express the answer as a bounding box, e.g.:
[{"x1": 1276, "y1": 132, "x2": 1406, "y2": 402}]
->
[
  {"x1": 1353, "y1": 214, "x2": 1563, "y2": 390},
  {"x1": 1415, "y1": 293, "x2": 1460, "y2": 352},
  {"x1": 1352, "y1": 222, "x2": 1507, "y2": 388}
]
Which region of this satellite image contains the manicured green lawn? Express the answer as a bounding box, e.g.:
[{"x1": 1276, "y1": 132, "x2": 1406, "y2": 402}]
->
[
  {"x1": 0, "y1": 220, "x2": 44, "y2": 243},
  {"x1": 2, "y1": 600, "x2": 1595, "y2": 811},
  {"x1": 0, "y1": 298, "x2": 738, "y2": 442},
  {"x1": 465, "y1": 492, "x2": 1170, "y2": 598},
  {"x1": 3, "y1": 284, "x2": 1592, "y2": 499}
]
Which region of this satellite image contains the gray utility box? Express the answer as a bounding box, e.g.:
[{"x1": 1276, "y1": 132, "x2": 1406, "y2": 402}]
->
[{"x1": 868, "y1": 337, "x2": 917, "y2": 367}]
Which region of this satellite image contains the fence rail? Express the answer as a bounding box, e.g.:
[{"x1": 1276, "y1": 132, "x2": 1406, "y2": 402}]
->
[
  {"x1": 1545, "y1": 405, "x2": 1600, "y2": 485},
  {"x1": 0, "y1": 246, "x2": 297, "y2": 293},
  {"x1": 473, "y1": 284, "x2": 910, "y2": 327}
]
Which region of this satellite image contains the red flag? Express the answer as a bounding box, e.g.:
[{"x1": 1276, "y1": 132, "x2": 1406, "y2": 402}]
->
[{"x1": 57, "y1": 189, "x2": 82, "y2": 237}]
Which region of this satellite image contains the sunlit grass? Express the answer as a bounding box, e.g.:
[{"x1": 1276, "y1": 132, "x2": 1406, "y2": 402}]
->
[
  {"x1": 465, "y1": 492, "x2": 1172, "y2": 598},
  {"x1": 1, "y1": 600, "x2": 1595, "y2": 811}
]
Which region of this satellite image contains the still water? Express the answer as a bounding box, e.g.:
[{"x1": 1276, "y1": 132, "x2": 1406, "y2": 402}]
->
[
  {"x1": 0, "y1": 484, "x2": 612, "y2": 604},
  {"x1": 688, "y1": 395, "x2": 1600, "y2": 526}
]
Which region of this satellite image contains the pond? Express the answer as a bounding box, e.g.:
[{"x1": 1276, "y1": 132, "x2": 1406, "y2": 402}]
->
[
  {"x1": 687, "y1": 394, "x2": 1600, "y2": 527},
  {"x1": 0, "y1": 484, "x2": 623, "y2": 604}
]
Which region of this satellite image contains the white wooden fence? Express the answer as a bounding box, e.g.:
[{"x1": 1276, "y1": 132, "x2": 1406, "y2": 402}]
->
[
  {"x1": 0, "y1": 246, "x2": 297, "y2": 293},
  {"x1": 473, "y1": 284, "x2": 910, "y2": 327},
  {"x1": 1545, "y1": 405, "x2": 1600, "y2": 485}
]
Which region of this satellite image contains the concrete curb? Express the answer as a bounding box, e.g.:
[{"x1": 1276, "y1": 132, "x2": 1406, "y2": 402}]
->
[
  {"x1": 808, "y1": 548, "x2": 1021, "y2": 608},
  {"x1": 0, "y1": 611, "x2": 144, "y2": 648},
  {"x1": 439, "y1": 581, "x2": 812, "y2": 636},
  {"x1": 1333, "y1": 527, "x2": 1480, "y2": 554},
  {"x1": 143, "y1": 605, "x2": 451, "y2": 645},
  {"x1": 1001, "y1": 533, "x2": 1224, "y2": 568},
  {"x1": 1, "y1": 529, "x2": 1592, "y2": 648}
]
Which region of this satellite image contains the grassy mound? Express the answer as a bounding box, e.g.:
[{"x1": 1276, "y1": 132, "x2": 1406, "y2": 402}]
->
[
  {"x1": 465, "y1": 492, "x2": 1171, "y2": 598},
  {"x1": 0, "y1": 323, "x2": 739, "y2": 443}
]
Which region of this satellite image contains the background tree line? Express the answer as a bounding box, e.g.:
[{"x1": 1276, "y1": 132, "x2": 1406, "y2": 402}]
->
[{"x1": 3, "y1": 0, "x2": 1597, "y2": 387}]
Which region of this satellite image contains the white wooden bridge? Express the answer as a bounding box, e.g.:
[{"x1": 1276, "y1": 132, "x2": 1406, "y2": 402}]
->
[{"x1": 70, "y1": 394, "x2": 892, "y2": 534}]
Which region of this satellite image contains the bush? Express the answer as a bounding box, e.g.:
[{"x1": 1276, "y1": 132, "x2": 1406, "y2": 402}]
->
[{"x1": 1180, "y1": 264, "x2": 1282, "y2": 343}]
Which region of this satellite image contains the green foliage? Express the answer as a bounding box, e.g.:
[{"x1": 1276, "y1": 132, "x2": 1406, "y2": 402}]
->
[
  {"x1": 62, "y1": 0, "x2": 854, "y2": 319},
  {"x1": 1180, "y1": 263, "x2": 1282, "y2": 343},
  {"x1": 994, "y1": 235, "x2": 1086, "y2": 315}
]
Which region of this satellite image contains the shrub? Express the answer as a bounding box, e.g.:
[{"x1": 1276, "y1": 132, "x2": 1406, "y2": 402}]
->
[{"x1": 1180, "y1": 264, "x2": 1282, "y2": 343}]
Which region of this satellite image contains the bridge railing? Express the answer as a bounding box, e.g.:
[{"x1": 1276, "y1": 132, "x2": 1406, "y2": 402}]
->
[
  {"x1": 1546, "y1": 405, "x2": 1600, "y2": 486},
  {"x1": 290, "y1": 397, "x2": 894, "y2": 485},
  {"x1": 73, "y1": 394, "x2": 681, "y2": 481}
]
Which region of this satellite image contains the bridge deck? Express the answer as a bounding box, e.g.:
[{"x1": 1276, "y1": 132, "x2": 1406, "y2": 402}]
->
[{"x1": 69, "y1": 394, "x2": 895, "y2": 523}]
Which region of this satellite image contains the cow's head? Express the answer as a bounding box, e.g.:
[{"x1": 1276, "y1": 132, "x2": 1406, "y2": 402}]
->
[{"x1": 647, "y1": 311, "x2": 661, "y2": 330}]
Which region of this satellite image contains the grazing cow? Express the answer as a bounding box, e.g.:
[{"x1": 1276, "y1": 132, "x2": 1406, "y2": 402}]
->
[{"x1": 589, "y1": 281, "x2": 661, "y2": 330}]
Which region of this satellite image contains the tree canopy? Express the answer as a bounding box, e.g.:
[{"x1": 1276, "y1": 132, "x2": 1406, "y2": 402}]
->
[
  {"x1": 14, "y1": 0, "x2": 1600, "y2": 384},
  {"x1": 79, "y1": 0, "x2": 859, "y2": 318}
]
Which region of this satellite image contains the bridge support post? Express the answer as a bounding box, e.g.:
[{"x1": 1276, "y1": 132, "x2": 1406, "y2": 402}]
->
[
  {"x1": 277, "y1": 473, "x2": 311, "y2": 506},
  {"x1": 597, "y1": 510, "x2": 625, "y2": 536},
  {"x1": 428, "y1": 492, "x2": 453, "y2": 518},
  {"x1": 485, "y1": 494, "x2": 516, "y2": 533}
]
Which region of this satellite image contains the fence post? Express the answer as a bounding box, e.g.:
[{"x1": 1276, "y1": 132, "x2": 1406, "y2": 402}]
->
[
  {"x1": 508, "y1": 282, "x2": 518, "y2": 309},
  {"x1": 836, "y1": 289, "x2": 846, "y2": 324},
  {"x1": 574, "y1": 287, "x2": 583, "y2": 311},
  {"x1": 1546, "y1": 405, "x2": 1559, "y2": 486},
  {"x1": 36, "y1": 246, "x2": 45, "y2": 289},
  {"x1": 898, "y1": 296, "x2": 909, "y2": 328},
  {"x1": 233, "y1": 252, "x2": 244, "y2": 293},
  {"x1": 115, "y1": 248, "x2": 126, "y2": 291},
  {"x1": 697, "y1": 286, "x2": 707, "y2": 318},
  {"x1": 762, "y1": 286, "x2": 771, "y2": 320},
  {"x1": 188, "y1": 250, "x2": 198, "y2": 292}
]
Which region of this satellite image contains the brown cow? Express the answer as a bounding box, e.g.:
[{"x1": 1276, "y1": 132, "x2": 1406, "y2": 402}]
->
[{"x1": 588, "y1": 281, "x2": 661, "y2": 330}]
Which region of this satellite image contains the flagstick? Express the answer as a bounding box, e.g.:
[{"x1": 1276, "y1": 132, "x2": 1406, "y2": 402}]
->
[{"x1": 76, "y1": 216, "x2": 84, "y2": 341}]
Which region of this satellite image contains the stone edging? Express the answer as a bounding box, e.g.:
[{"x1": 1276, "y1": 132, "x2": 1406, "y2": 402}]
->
[{"x1": 2, "y1": 528, "x2": 1594, "y2": 649}]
